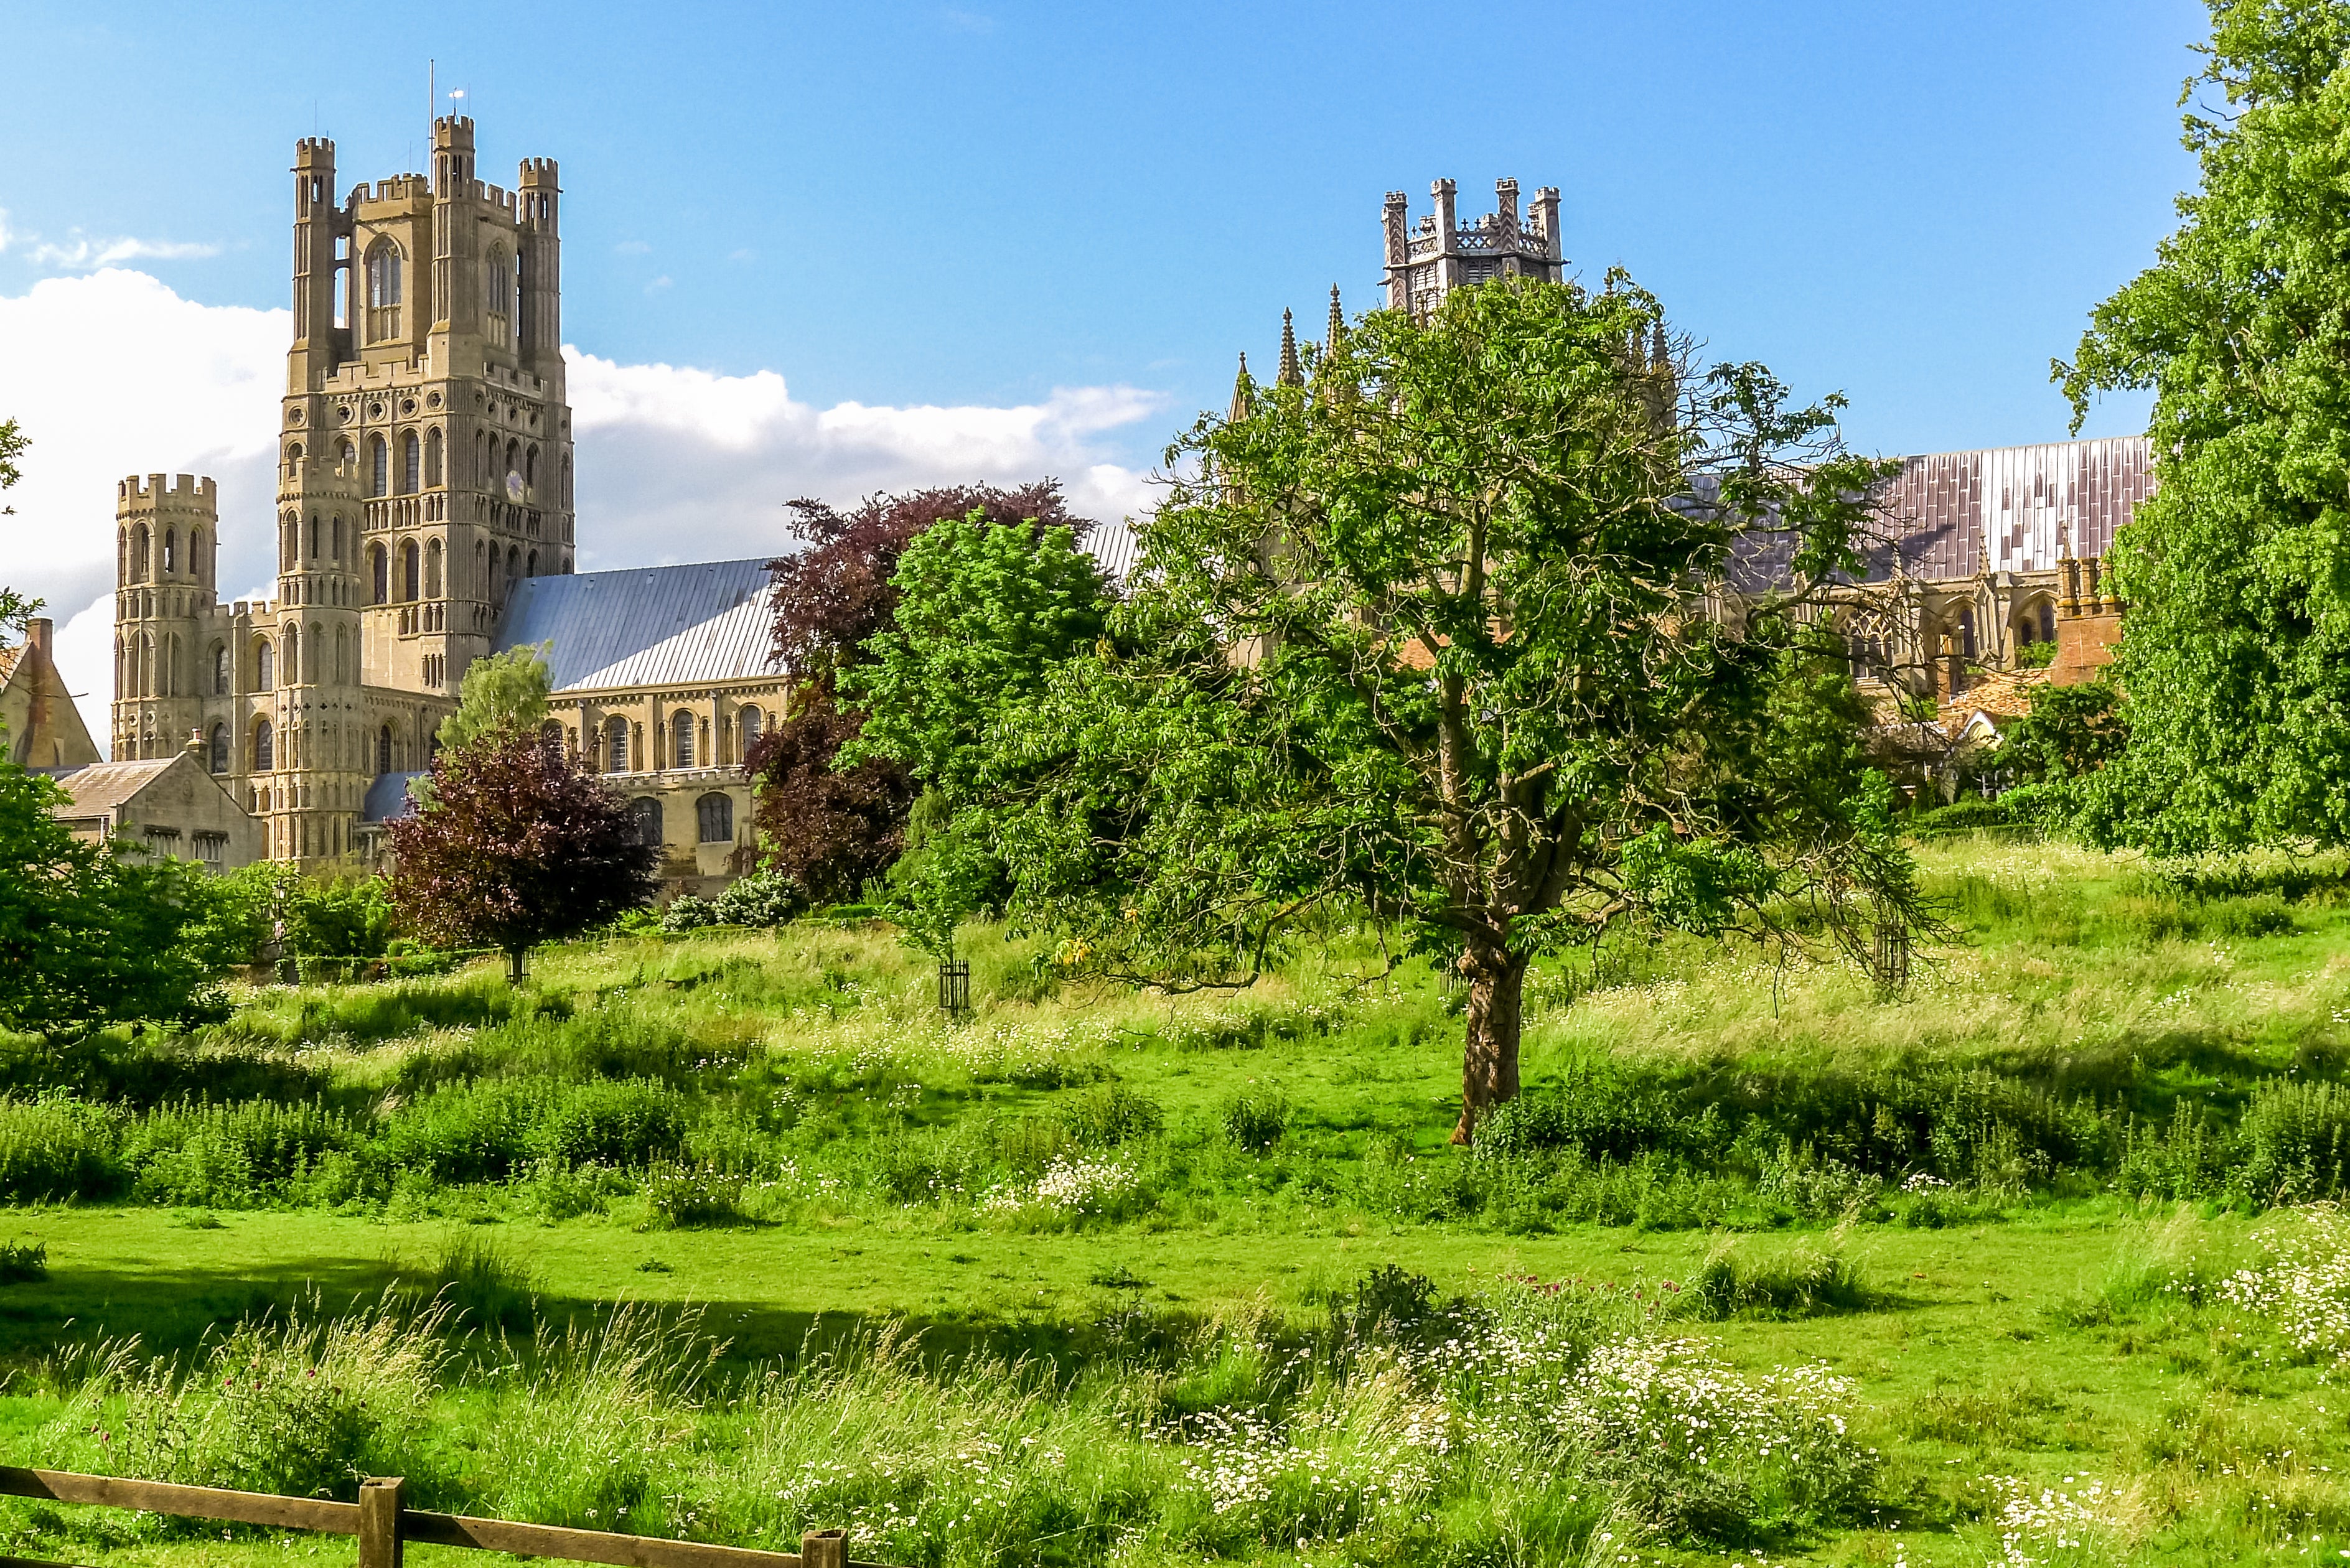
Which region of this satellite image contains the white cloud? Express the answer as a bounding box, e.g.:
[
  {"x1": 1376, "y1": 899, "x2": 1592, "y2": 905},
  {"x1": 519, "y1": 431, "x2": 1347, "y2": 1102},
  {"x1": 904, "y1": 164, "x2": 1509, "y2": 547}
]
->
[
  {"x1": 614, "y1": 240, "x2": 652, "y2": 255},
  {"x1": 0, "y1": 209, "x2": 11, "y2": 254},
  {"x1": 27, "y1": 233, "x2": 222, "y2": 269},
  {"x1": 0, "y1": 270, "x2": 1160, "y2": 748},
  {"x1": 644, "y1": 274, "x2": 673, "y2": 294}
]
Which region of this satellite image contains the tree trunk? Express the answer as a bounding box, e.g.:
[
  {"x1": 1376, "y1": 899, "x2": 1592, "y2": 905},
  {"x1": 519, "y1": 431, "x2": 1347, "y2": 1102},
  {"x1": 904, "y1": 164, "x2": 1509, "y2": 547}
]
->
[
  {"x1": 1451, "y1": 940, "x2": 1527, "y2": 1144},
  {"x1": 507, "y1": 946, "x2": 529, "y2": 986}
]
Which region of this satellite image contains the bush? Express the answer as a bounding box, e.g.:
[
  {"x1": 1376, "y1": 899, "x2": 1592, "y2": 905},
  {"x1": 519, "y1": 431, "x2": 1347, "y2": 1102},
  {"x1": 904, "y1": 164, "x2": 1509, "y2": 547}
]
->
[
  {"x1": 658, "y1": 895, "x2": 720, "y2": 934},
  {"x1": 535, "y1": 1079, "x2": 690, "y2": 1170},
  {"x1": 1220, "y1": 1088, "x2": 1290, "y2": 1152},
  {"x1": 378, "y1": 1077, "x2": 557, "y2": 1185},
  {"x1": 0, "y1": 1238, "x2": 48, "y2": 1283},
  {"x1": 125, "y1": 1099, "x2": 360, "y2": 1209},
  {"x1": 2235, "y1": 1080, "x2": 2350, "y2": 1205},
  {"x1": 644, "y1": 1162, "x2": 747, "y2": 1226},
  {"x1": 0, "y1": 1096, "x2": 123, "y2": 1202},
  {"x1": 711, "y1": 872, "x2": 805, "y2": 928},
  {"x1": 1057, "y1": 1084, "x2": 1163, "y2": 1147}
]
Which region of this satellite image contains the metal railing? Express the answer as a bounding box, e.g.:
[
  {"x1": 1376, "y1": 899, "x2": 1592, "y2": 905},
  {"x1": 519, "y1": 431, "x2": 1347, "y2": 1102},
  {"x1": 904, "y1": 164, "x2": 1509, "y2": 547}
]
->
[{"x1": 0, "y1": 1467, "x2": 878, "y2": 1568}]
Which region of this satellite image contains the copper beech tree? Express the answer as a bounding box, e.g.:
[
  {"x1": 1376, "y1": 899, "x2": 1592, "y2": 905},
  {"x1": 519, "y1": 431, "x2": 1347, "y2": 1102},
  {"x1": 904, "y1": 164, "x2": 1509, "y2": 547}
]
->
[
  {"x1": 388, "y1": 730, "x2": 658, "y2": 982},
  {"x1": 949, "y1": 276, "x2": 1924, "y2": 1142}
]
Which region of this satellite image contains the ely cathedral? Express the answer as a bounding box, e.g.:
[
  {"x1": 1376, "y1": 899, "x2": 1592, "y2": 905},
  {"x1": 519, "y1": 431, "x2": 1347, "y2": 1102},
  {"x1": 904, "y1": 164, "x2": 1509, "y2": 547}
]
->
[
  {"x1": 100, "y1": 117, "x2": 782, "y2": 887},
  {"x1": 54, "y1": 139, "x2": 2155, "y2": 883}
]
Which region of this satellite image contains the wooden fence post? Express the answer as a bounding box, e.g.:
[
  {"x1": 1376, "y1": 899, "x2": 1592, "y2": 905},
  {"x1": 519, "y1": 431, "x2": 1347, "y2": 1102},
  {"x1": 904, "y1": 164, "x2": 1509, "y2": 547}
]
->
[
  {"x1": 360, "y1": 1477, "x2": 405, "y2": 1568},
  {"x1": 800, "y1": 1529, "x2": 846, "y2": 1568}
]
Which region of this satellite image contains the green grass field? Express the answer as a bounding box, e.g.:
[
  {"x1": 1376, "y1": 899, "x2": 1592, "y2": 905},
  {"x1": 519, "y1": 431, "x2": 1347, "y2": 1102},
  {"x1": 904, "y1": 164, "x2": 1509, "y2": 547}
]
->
[{"x1": 0, "y1": 833, "x2": 2346, "y2": 1567}]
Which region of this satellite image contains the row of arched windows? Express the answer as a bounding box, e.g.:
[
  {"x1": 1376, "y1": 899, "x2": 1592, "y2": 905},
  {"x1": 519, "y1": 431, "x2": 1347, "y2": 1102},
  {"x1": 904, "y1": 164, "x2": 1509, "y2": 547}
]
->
[
  {"x1": 367, "y1": 538, "x2": 541, "y2": 605},
  {"x1": 596, "y1": 706, "x2": 762, "y2": 775},
  {"x1": 120, "y1": 522, "x2": 210, "y2": 586},
  {"x1": 624, "y1": 793, "x2": 736, "y2": 846}
]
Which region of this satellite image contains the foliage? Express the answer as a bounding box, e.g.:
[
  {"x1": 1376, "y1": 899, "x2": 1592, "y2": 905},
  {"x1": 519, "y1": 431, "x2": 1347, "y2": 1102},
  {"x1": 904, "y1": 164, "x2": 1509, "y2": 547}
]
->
[
  {"x1": 744, "y1": 684, "x2": 914, "y2": 907},
  {"x1": 435, "y1": 643, "x2": 554, "y2": 755},
  {"x1": 2002, "y1": 676, "x2": 2127, "y2": 787},
  {"x1": 0, "y1": 416, "x2": 24, "y2": 525},
  {"x1": 764, "y1": 482, "x2": 1090, "y2": 680},
  {"x1": 660, "y1": 872, "x2": 807, "y2": 933},
  {"x1": 932, "y1": 278, "x2": 1919, "y2": 1138},
  {"x1": 0, "y1": 735, "x2": 230, "y2": 1035},
  {"x1": 387, "y1": 730, "x2": 659, "y2": 973},
  {"x1": 2059, "y1": 0, "x2": 2350, "y2": 851}
]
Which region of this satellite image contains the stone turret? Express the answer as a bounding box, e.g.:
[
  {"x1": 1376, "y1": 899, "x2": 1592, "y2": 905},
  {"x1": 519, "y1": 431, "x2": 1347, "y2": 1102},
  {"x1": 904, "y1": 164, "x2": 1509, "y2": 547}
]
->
[{"x1": 1383, "y1": 176, "x2": 1564, "y2": 319}]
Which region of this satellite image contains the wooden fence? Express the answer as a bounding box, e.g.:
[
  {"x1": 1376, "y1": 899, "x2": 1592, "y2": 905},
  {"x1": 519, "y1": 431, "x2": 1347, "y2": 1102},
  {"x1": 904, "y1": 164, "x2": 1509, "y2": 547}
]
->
[{"x1": 0, "y1": 1467, "x2": 879, "y2": 1568}]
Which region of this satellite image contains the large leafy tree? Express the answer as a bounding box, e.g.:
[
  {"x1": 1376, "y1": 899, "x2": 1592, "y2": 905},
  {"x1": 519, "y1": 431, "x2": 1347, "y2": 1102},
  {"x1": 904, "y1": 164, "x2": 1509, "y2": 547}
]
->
[
  {"x1": 386, "y1": 730, "x2": 658, "y2": 981},
  {"x1": 0, "y1": 742, "x2": 230, "y2": 1036},
  {"x1": 948, "y1": 277, "x2": 1915, "y2": 1141},
  {"x1": 839, "y1": 508, "x2": 1112, "y2": 948},
  {"x1": 2059, "y1": 0, "x2": 2350, "y2": 851},
  {"x1": 749, "y1": 483, "x2": 1093, "y2": 898},
  {"x1": 436, "y1": 642, "x2": 553, "y2": 754}
]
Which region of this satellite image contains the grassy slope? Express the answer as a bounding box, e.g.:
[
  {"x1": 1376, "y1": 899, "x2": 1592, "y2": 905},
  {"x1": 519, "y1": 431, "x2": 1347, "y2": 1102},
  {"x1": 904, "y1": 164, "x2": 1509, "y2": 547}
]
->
[{"x1": 0, "y1": 834, "x2": 2345, "y2": 1565}]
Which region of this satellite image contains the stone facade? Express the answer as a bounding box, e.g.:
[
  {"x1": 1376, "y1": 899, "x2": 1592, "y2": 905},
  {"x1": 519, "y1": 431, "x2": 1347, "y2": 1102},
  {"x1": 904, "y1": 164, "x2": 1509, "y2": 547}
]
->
[
  {"x1": 105, "y1": 118, "x2": 784, "y2": 894},
  {"x1": 44, "y1": 748, "x2": 265, "y2": 872},
  {"x1": 1382, "y1": 178, "x2": 1563, "y2": 318}
]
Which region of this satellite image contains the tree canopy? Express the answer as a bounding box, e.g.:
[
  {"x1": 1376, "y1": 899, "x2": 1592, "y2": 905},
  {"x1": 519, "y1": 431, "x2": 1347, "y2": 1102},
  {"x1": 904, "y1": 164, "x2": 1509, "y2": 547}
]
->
[
  {"x1": 0, "y1": 735, "x2": 227, "y2": 1035},
  {"x1": 436, "y1": 642, "x2": 554, "y2": 754},
  {"x1": 911, "y1": 276, "x2": 1917, "y2": 1140},
  {"x1": 386, "y1": 730, "x2": 659, "y2": 980},
  {"x1": 749, "y1": 483, "x2": 1094, "y2": 903},
  {"x1": 2059, "y1": 0, "x2": 2350, "y2": 851}
]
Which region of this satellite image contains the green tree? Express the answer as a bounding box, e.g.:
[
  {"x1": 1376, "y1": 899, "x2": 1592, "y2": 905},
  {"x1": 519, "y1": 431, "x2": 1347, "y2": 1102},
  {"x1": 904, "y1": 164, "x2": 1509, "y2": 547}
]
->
[
  {"x1": 951, "y1": 278, "x2": 1918, "y2": 1140},
  {"x1": 838, "y1": 509, "x2": 1112, "y2": 953},
  {"x1": 0, "y1": 733, "x2": 228, "y2": 1035},
  {"x1": 0, "y1": 419, "x2": 37, "y2": 632},
  {"x1": 436, "y1": 643, "x2": 553, "y2": 755},
  {"x1": 2059, "y1": 0, "x2": 2350, "y2": 851}
]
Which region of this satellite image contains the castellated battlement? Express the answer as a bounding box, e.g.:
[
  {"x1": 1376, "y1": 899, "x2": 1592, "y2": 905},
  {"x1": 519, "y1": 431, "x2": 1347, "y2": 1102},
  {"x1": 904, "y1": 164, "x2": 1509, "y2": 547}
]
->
[
  {"x1": 348, "y1": 173, "x2": 430, "y2": 207},
  {"x1": 519, "y1": 157, "x2": 558, "y2": 185},
  {"x1": 294, "y1": 137, "x2": 335, "y2": 164},
  {"x1": 116, "y1": 474, "x2": 218, "y2": 513},
  {"x1": 433, "y1": 114, "x2": 475, "y2": 143}
]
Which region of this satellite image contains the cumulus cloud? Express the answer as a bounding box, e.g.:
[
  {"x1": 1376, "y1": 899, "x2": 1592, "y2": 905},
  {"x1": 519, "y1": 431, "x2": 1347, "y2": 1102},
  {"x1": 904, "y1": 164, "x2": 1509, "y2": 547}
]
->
[{"x1": 0, "y1": 269, "x2": 1160, "y2": 747}]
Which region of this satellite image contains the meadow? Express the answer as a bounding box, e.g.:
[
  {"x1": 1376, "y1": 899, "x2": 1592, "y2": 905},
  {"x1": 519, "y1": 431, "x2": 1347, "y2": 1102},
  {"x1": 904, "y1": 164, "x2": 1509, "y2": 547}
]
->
[{"x1": 0, "y1": 833, "x2": 2346, "y2": 1567}]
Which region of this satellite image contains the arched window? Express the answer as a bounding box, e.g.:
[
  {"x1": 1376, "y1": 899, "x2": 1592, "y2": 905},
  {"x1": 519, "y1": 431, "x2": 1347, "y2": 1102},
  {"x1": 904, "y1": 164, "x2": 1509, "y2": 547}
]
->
[
  {"x1": 370, "y1": 544, "x2": 389, "y2": 604},
  {"x1": 378, "y1": 724, "x2": 393, "y2": 775},
  {"x1": 286, "y1": 441, "x2": 303, "y2": 478},
  {"x1": 307, "y1": 513, "x2": 321, "y2": 560},
  {"x1": 400, "y1": 539, "x2": 419, "y2": 602},
  {"x1": 329, "y1": 516, "x2": 342, "y2": 561},
  {"x1": 211, "y1": 642, "x2": 228, "y2": 695},
  {"x1": 400, "y1": 431, "x2": 421, "y2": 495},
  {"x1": 425, "y1": 539, "x2": 443, "y2": 599},
  {"x1": 2034, "y1": 599, "x2": 2056, "y2": 646},
  {"x1": 505, "y1": 439, "x2": 520, "y2": 489},
  {"x1": 369, "y1": 435, "x2": 390, "y2": 498},
  {"x1": 474, "y1": 539, "x2": 487, "y2": 595},
  {"x1": 166, "y1": 634, "x2": 180, "y2": 696},
  {"x1": 631, "y1": 795, "x2": 665, "y2": 847},
  {"x1": 190, "y1": 528, "x2": 207, "y2": 586},
  {"x1": 335, "y1": 624, "x2": 350, "y2": 684},
  {"x1": 284, "y1": 624, "x2": 301, "y2": 685},
  {"x1": 364, "y1": 240, "x2": 403, "y2": 340},
  {"x1": 507, "y1": 545, "x2": 520, "y2": 585},
  {"x1": 474, "y1": 430, "x2": 488, "y2": 486},
  {"x1": 525, "y1": 446, "x2": 538, "y2": 489},
  {"x1": 208, "y1": 723, "x2": 229, "y2": 775},
  {"x1": 485, "y1": 246, "x2": 513, "y2": 343},
  {"x1": 604, "y1": 714, "x2": 630, "y2": 772},
  {"x1": 540, "y1": 719, "x2": 565, "y2": 753},
  {"x1": 739, "y1": 704, "x2": 763, "y2": 751},
  {"x1": 256, "y1": 637, "x2": 276, "y2": 689},
  {"x1": 671, "y1": 709, "x2": 695, "y2": 769},
  {"x1": 337, "y1": 439, "x2": 355, "y2": 469},
  {"x1": 425, "y1": 427, "x2": 443, "y2": 487},
  {"x1": 526, "y1": 549, "x2": 538, "y2": 577},
  {"x1": 163, "y1": 528, "x2": 178, "y2": 574},
  {"x1": 696, "y1": 793, "x2": 733, "y2": 843},
  {"x1": 253, "y1": 718, "x2": 275, "y2": 772}
]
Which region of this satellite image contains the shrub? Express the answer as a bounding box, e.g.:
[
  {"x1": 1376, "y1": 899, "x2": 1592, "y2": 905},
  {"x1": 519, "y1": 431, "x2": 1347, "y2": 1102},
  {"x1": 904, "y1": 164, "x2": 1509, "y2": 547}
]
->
[
  {"x1": 711, "y1": 873, "x2": 805, "y2": 928},
  {"x1": 0, "y1": 1238, "x2": 47, "y2": 1283},
  {"x1": 2234, "y1": 1080, "x2": 2350, "y2": 1205},
  {"x1": 534, "y1": 1079, "x2": 690, "y2": 1170},
  {"x1": 378, "y1": 1078, "x2": 556, "y2": 1185},
  {"x1": 124, "y1": 1099, "x2": 359, "y2": 1208},
  {"x1": 1220, "y1": 1089, "x2": 1290, "y2": 1152},
  {"x1": 0, "y1": 1096, "x2": 123, "y2": 1202},
  {"x1": 659, "y1": 895, "x2": 720, "y2": 934},
  {"x1": 1057, "y1": 1084, "x2": 1163, "y2": 1147},
  {"x1": 644, "y1": 1162, "x2": 747, "y2": 1227}
]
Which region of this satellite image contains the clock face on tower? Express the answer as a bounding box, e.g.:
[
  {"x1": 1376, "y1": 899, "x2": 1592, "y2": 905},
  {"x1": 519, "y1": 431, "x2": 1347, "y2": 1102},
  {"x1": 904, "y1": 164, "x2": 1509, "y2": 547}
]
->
[{"x1": 506, "y1": 472, "x2": 525, "y2": 502}]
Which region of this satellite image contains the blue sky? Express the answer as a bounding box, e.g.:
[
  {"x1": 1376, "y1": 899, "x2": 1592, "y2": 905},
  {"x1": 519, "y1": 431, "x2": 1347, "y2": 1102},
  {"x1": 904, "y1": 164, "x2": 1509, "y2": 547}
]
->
[{"x1": 4, "y1": 0, "x2": 2196, "y2": 464}]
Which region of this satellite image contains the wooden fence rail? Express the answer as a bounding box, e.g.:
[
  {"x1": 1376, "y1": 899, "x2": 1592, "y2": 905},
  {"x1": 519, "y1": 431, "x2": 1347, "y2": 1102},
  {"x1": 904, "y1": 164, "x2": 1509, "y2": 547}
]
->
[{"x1": 0, "y1": 1467, "x2": 879, "y2": 1568}]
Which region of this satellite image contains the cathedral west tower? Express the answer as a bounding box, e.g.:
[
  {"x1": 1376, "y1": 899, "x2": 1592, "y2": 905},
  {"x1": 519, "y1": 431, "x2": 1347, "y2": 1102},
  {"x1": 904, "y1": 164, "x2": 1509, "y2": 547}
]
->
[{"x1": 113, "y1": 117, "x2": 578, "y2": 869}]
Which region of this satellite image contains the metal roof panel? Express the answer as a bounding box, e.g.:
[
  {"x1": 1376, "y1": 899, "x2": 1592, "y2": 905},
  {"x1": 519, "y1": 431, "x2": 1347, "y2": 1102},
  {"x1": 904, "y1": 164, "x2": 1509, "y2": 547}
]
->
[{"x1": 495, "y1": 559, "x2": 779, "y2": 693}]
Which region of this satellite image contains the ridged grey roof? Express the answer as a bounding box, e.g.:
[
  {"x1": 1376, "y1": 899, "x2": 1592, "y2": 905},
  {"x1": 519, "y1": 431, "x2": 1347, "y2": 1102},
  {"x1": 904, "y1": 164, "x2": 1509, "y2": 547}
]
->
[
  {"x1": 495, "y1": 559, "x2": 779, "y2": 693},
  {"x1": 362, "y1": 772, "x2": 424, "y2": 824}
]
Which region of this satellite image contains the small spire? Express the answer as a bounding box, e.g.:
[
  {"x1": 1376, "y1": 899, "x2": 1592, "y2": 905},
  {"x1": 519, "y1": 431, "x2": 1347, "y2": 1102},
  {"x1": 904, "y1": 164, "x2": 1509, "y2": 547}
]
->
[
  {"x1": 1227, "y1": 350, "x2": 1253, "y2": 423},
  {"x1": 1649, "y1": 320, "x2": 1668, "y2": 370},
  {"x1": 1327, "y1": 285, "x2": 1344, "y2": 350},
  {"x1": 1277, "y1": 309, "x2": 1303, "y2": 387}
]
